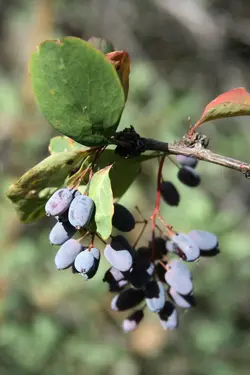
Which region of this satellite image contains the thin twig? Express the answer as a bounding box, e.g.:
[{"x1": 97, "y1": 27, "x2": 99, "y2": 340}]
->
[
  {"x1": 132, "y1": 206, "x2": 148, "y2": 248},
  {"x1": 143, "y1": 138, "x2": 250, "y2": 176},
  {"x1": 111, "y1": 127, "x2": 250, "y2": 176}
]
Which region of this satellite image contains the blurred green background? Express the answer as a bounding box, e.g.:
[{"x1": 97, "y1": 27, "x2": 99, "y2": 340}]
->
[{"x1": 1, "y1": 1, "x2": 250, "y2": 374}]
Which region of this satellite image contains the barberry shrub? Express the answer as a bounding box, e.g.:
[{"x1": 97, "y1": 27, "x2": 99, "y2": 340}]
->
[{"x1": 6, "y1": 36, "x2": 250, "y2": 332}]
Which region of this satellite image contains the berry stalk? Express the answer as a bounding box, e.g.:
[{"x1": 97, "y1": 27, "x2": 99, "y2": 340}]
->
[{"x1": 151, "y1": 155, "x2": 165, "y2": 261}]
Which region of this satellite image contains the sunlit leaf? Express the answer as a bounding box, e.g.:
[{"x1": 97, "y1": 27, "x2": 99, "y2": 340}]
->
[
  {"x1": 49, "y1": 136, "x2": 89, "y2": 154},
  {"x1": 88, "y1": 165, "x2": 113, "y2": 239}
]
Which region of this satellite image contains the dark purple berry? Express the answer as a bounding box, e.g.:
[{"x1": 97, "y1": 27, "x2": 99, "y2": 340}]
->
[
  {"x1": 109, "y1": 279, "x2": 128, "y2": 293},
  {"x1": 176, "y1": 155, "x2": 198, "y2": 168},
  {"x1": 74, "y1": 248, "x2": 100, "y2": 280},
  {"x1": 164, "y1": 259, "x2": 193, "y2": 295},
  {"x1": 126, "y1": 259, "x2": 154, "y2": 288},
  {"x1": 168, "y1": 288, "x2": 196, "y2": 308},
  {"x1": 145, "y1": 281, "x2": 165, "y2": 312},
  {"x1": 148, "y1": 237, "x2": 167, "y2": 259},
  {"x1": 104, "y1": 236, "x2": 135, "y2": 272},
  {"x1": 68, "y1": 194, "x2": 95, "y2": 229},
  {"x1": 158, "y1": 301, "x2": 178, "y2": 330},
  {"x1": 122, "y1": 309, "x2": 144, "y2": 332},
  {"x1": 155, "y1": 262, "x2": 167, "y2": 283},
  {"x1": 45, "y1": 188, "x2": 73, "y2": 216},
  {"x1": 188, "y1": 230, "x2": 218, "y2": 252},
  {"x1": 160, "y1": 181, "x2": 180, "y2": 206},
  {"x1": 55, "y1": 239, "x2": 82, "y2": 270},
  {"x1": 177, "y1": 167, "x2": 201, "y2": 187},
  {"x1": 111, "y1": 288, "x2": 145, "y2": 311},
  {"x1": 49, "y1": 221, "x2": 76, "y2": 245},
  {"x1": 104, "y1": 245, "x2": 133, "y2": 272},
  {"x1": 112, "y1": 203, "x2": 135, "y2": 232},
  {"x1": 171, "y1": 233, "x2": 200, "y2": 262}
]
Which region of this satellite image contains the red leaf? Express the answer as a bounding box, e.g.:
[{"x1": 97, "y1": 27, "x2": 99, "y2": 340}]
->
[{"x1": 189, "y1": 87, "x2": 250, "y2": 134}]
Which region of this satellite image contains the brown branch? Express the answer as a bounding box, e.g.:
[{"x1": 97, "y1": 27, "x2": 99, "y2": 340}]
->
[
  {"x1": 143, "y1": 138, "x2": 250, "y2": 177},
  {"x1": 111, "y1": 127, "x2": 250, "y2": 177}
]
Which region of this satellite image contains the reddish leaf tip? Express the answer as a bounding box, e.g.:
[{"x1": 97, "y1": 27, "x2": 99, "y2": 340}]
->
[{"x1": 189, "y1": 87, "x2": 250, "y2": 136}]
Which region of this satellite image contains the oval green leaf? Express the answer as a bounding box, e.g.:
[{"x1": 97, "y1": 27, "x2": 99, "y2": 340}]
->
[
  {"x1": 6, "y1": 151, "x2": 86, "y2": 223},
  {"x1": 30, "y1": 37, "x2": 125, "y2": 146},
  {"x1": 88, "y1": 165, "x2": 114, "y2": 240}
]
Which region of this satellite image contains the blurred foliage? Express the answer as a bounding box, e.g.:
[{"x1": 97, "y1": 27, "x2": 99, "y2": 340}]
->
[{"x1": 1, "y1": 1, "x2": 250, "y2": 375}]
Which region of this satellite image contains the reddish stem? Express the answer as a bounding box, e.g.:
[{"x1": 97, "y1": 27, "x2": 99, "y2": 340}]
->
[
  {"x1": 89, "y1": 233, "x2": 95, "y2": 249},
  {"x1": 158, "y1": 213, "x2": 175, "y2": 237},
  {"x1": 132, "y1": 206, "x2": 148, "y2": 248},
  {"x1": 159, "y1": 260, "x2": 168, "y2": 272},
  {"x1": 89, "y1": 146, "x2": 107, "y2": 181},
  {"x1": 77, "y1": 231, "x2": 89, "y2": 243},
  {"x1": 68, "y1": 166, "x2": 91, "y2": 190},
  {"x1": 151, "y1": 155, "x2": 165, "y2": 260},
  {"x1": 76, "y1": 167, "x2": 91, "y2": 188}
]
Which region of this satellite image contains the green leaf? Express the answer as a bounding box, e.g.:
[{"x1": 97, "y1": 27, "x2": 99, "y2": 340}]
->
[
  {"x1": 77, "y1": 185, "x2": 87, "y2": 195},
  {"x1": 48, "y1": 136, "x2": 89, "y2": 154},
  {"x1": 88, "y1": 165, "x2": 113, "y2": 240},
  {"x1": 110, "y1": 159, "x2": 140, "y2": 199},
  {"x1": 30, "y1": 37, "x2": 125, "y2": 146},
  {"x1": 97, "y1": 150, "x2": 162, "y2": 199},
  {"x1": 6, "y1": 151, "x2": 85, "y2": 223},
  {"x1": 38, "y1": 187, "x2": 58, "y2": 198}
]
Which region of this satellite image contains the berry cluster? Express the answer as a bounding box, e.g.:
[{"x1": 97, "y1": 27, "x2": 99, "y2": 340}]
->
[
  {"x1": 103, "y1": 228, "x2": 218, "y2": 332},
  {"x1": 45, "y1": 154, "x2": 219, "y2": 333},
  {"x1": 46, "y1": 188, "x2": 99, "y2": 279}
]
